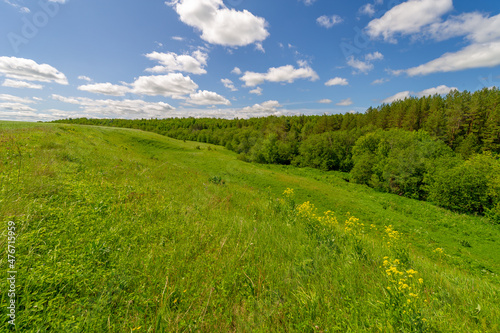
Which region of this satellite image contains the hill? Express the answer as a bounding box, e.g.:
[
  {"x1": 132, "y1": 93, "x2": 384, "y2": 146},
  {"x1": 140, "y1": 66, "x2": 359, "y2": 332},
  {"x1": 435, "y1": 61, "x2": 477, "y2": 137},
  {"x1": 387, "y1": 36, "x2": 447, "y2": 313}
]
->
[{"x1": 1, "y1": 121, "x2": 499, "y2": 332}]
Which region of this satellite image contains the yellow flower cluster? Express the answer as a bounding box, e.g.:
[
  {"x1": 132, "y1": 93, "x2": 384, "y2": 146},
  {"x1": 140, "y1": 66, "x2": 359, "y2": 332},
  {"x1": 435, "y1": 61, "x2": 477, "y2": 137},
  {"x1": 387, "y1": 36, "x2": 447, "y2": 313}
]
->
[
  {"x1": 317, "y1": 210, "x2": 338, "y2": 226},
  {"x1": 344, "y1": 213, "x2": 363, "y2": 235},
  {"x1": 384, "y1": 225, "x2": 400, "y2": 248},
  {"x1": 296, "y1": 201, "x2": 316, "y2": 218},
  {"x1": 382, "y1": 257, "x2": 424, "y2": 315},
  {"x1": 433, "y1": 247, "x2": 444, "y2": 254},
  {"x1": 283, "y1": 188, "x2": 294, "y2": 197}
]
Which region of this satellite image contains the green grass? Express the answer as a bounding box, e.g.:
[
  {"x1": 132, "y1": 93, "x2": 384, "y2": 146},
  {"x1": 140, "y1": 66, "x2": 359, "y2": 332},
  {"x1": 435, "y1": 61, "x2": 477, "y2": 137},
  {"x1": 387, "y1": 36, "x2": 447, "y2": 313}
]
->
[{"x1": 1, "y1": 121, "x2": 499, "y2": 332}]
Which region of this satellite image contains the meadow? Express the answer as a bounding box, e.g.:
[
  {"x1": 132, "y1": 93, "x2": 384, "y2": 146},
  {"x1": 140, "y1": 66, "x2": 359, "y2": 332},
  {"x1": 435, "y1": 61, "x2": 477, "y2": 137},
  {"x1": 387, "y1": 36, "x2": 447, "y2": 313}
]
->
[{"x1": 0, "y1": 121, "x2": 499, "y2": 332}]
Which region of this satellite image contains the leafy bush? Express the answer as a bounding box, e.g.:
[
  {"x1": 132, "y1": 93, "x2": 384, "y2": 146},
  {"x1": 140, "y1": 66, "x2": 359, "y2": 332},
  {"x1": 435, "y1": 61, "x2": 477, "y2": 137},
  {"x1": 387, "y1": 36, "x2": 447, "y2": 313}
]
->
[
  {"x1": 351, "y1": 129, "x2": 454, "y2": 199},
  {"x1": 427, "y1": 152, "x2": 500, "y2": 215}
]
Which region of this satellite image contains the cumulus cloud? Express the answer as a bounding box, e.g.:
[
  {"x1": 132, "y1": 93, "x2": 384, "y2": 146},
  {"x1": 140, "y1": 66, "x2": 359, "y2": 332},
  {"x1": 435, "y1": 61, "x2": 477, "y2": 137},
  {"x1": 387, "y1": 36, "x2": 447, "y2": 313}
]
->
[
  {"x1": 366, "y1": 0, "x2": 453, "y2": 42},
  {"x1": 167, "y1": 0, "x2": 269, "y2": 47},
  {"x1": 78, "y1": 75, "x2": 92, "y2": 82},
  {"x1": 392, "y1": 12, "x2": 500, "y2": 76},
  {"x1": 371, "y1": 2, "x2": 500, "y2": 76},
  {"x1": 0, "y1": 94, "x2": 39, "y2": 116},
  {"x1": 365, "y1": 51, "x2": 384, "y2": 61},
  {"x1": 240, "y1": 62, "x2": 319, "y2": 87},
  {"x1": 145, "y1": 50, "x2": 208, "y2": 74},
  {"x1": 231, "y1": 67, "x2": 242, "y2": 75},
  {"x1": 78, "y1": 83, "x2": 131, "y2": 96},
  {"x1": 52, "y1": 94, "x2": 176, "y2": 118},
  {"x1": 318, "y1": 99, "x2": 332, "y2": 104},
  {"x1": 0, "y1": 56, "x2": 68, "y2": 84},
  {"x1": 240, "y1": 100, "x2": 283, "y2": 115},
  {"x1": 221, "y1": 78, "x2": 237, "y2": 91},
  {"x1": 325, "y1": 77, "x2": 348, "y2": 86},
  {"x1": 0, "y1": 94, "x2": 37, "y2": 104},
  {"x1": 2, "y1": 79, "x2": 43, "y2": 89},
  {"x1": 249, "y1": 87, "x2": 263, "y2": 95},
  {"x1": 185, "y1": 90, "x2": 231, "y2": 105},
  {"x1": 347, "y1": 56, "x2": 373, "y2": 74},
  {"x1": 347, "y1": 51, "x2": 384, "y2": 74},
  {"x1": 131, "y1": 74, "x2": 198, "y2": 98},
  {"x1": 336, "y1": 98, "x2": 353, "y2": 106},
  {"x1": 360, "y1": 4, "x2": 375, "y2": 17},
  {"x1": 396, "y1": 42, "x2": 500, "y2": 76},
  {"x1": 0, "y1": 102, "x2": 36, "y2": 112},
  {"x1": 382, "y1": 85, "x2": 457, "y2": 104},
  {"x1": 371, "y1": 78, "x2": 389, "y2": 85},
  {"x1": 317, "y1": 15, "x2": 343, "y2": 28}
]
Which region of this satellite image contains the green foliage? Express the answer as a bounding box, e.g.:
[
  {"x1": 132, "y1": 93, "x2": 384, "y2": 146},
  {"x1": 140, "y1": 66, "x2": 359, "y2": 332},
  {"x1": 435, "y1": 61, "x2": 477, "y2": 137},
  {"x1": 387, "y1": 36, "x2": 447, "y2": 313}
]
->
[
  {"x1": 208, "y1": 175, "x2": 225, "y2": 185},
  {"x1": 427, "y1": 152, "x2": 500, "y2": 215},
  {"x1": 351, "y1": 129, "x2": 454, "y2": 199}
]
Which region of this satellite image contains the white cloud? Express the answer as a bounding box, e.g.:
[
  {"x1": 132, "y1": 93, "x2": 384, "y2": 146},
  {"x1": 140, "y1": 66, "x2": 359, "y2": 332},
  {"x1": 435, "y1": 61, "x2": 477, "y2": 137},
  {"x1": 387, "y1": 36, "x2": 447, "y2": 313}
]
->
[
  {"x1": 366, "y1": 0, "x2": 453, "y2": 42},
  {"x1": 4, "y1": 0, "x2": 30, "y2": 13},
  {"x1": 382, "y1": 91, "x2": 411, "y2": 104},
  {"x1": 426, "y1": 12, "x2": 500, "y2": 43},
  {"x1": 382, "y1": 85, "x2": 457, "y2": 103},
  {"x1": 346, "y1": 51, "x2": 384, "y2": 74},
  {"x1": 317, "y1": 15, "x2": 343, "y2": 29},
  {"x1": 167, "y1": 0, "x2": 269, "y2": 47},
  {"x1": 240, "y1": 62, "x2": 319, "y2": 87},
  {"x1": 360, "y1": 4, "x2": 375, "y2": 17},
  {"x1": 78, "y1": 75, "x2": 92, "y2": 82},
  {"x1": 418, "y1": 85, "x2": 458, "y2": 96},
  {"x1": 389, "y1": 10, "x2": 500, "y2": 76},
  {"x1": 131, "y1": 74, "x2": 198, "y2": 98},
  {"x1": 336, "y1": 98, "x2": 353, "y2": 106},
  {"x1": 0, "y1": 94, "x2": 37, "y2": 104},
  {"x1": 185, "y1": 90, "x2": 231, "y2": 105},
  {"x1": 249, "y1": 87, "x2": 263, "y2": 95},
  {"x1": 172, "y1": 36, "x2": 184, "y2": 41},
  {"x1": 52, "y1": 94, "x2": 176, "y2": 118},
  {"x1": 241, "y1": 100, "x2": 283, "y2": 115},
  {"x1": 145, "y1": 50, "x2": 208, "y2": 75},
  {"x1": 347, "y1": 56, "x2": 374, "y2": 74},
  {"x1": 0, "y1": 102, "x2": 36, "y2": 112},
  {"x1": 0, "y1": 57, "x2": 68, "y2": 84},
  {"x1": 325, "y1": 77, "x2": 348, "y2": 86},
  {"x1": 231, "y1": 67, "x2": 242, "y2": 75},
  {"x1": 397, "y1": 42, "x2": 500, "y2": 76},
  {"x1": 301, "y1": 0, "x2": 317, "y2": 5},
  {"x1": 318, "y1": 99, "x2": 332, "y2": 104},
  {"x1": 2, "y1": 79, "x2": 43, "y2": 89},
  {"x1": 221, "y1": 78, "x2": 237, "y2": 91},
  {"x1": 365, "y1": 51, "x2": 384, "y2": 61},
  {"x1": 371, "y1": 78, "x2": 389, "y2": 85},
  {"x1": 78, "y1": 83, "x2": 131, "y2": 96}
]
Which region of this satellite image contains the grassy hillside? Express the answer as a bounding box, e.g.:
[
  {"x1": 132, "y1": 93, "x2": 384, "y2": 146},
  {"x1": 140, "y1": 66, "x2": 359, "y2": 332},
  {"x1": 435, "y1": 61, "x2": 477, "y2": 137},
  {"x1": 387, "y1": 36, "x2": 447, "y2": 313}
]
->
[{"x1": 1, "y1": 121, "x2": 499, "y2": 332}]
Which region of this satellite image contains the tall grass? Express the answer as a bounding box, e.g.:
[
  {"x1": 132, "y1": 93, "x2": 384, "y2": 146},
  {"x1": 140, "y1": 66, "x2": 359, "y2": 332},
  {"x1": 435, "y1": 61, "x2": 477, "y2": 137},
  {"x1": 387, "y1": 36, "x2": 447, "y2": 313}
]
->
[{"x1": 0, "y1": 122, "x2": 499, "y2": 332}]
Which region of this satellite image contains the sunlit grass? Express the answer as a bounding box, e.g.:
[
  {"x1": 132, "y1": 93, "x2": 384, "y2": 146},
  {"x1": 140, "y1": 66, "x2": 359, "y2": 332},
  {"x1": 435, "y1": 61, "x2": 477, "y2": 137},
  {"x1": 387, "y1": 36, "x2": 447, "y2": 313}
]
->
[{"x1": 0, "y1": 122, "x2": 499, "y2": 332}]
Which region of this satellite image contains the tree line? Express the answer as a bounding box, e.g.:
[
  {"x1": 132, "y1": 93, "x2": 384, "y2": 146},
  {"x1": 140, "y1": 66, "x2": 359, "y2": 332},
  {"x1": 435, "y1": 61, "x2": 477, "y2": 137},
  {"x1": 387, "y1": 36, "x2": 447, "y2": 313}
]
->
[{"x1": 53, "y1": 88, "x2": 500, "y2": 221}]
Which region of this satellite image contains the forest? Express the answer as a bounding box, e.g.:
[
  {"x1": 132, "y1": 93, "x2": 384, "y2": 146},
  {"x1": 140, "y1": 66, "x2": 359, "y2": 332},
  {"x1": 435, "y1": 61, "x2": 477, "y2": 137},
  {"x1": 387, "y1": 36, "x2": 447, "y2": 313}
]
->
[{"x1": 53, "y1": 88, "x2": 500, "y2": 221}]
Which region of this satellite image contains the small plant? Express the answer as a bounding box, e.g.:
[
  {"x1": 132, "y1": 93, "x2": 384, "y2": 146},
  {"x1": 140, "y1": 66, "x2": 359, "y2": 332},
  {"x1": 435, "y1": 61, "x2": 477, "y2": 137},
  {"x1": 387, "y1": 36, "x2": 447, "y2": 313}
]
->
[{"x1": 208, "y1": 175, "x2": 225, "y2": 185}]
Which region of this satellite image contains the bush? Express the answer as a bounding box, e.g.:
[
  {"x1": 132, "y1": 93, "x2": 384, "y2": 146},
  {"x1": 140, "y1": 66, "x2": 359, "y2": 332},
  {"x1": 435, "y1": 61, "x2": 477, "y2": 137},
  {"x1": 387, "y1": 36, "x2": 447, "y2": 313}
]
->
[{"x1": 427, "y1": 152, "x2": 500, "y2": 215}]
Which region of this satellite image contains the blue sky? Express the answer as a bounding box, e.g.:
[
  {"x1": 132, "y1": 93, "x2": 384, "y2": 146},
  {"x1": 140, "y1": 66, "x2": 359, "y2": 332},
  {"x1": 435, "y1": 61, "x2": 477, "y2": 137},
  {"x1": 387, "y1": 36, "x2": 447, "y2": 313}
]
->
[{"x1": 1, "y1": 0, "x2": 500, "y2": 121}]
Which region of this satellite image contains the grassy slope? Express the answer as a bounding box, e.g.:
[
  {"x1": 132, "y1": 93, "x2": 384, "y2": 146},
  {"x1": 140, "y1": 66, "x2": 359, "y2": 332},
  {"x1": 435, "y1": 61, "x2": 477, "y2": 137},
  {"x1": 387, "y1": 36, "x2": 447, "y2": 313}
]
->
[{"x1": 0, "y1": 121, "x2": 499, "y2": 332}]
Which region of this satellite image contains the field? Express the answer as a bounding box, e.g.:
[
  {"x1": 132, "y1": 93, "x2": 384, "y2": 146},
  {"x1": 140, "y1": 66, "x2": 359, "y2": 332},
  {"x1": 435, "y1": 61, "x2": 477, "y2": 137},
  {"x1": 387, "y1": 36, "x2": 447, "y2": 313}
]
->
[{"x1": 1, "y1": 121, "x2": 499, "y2": 332}]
